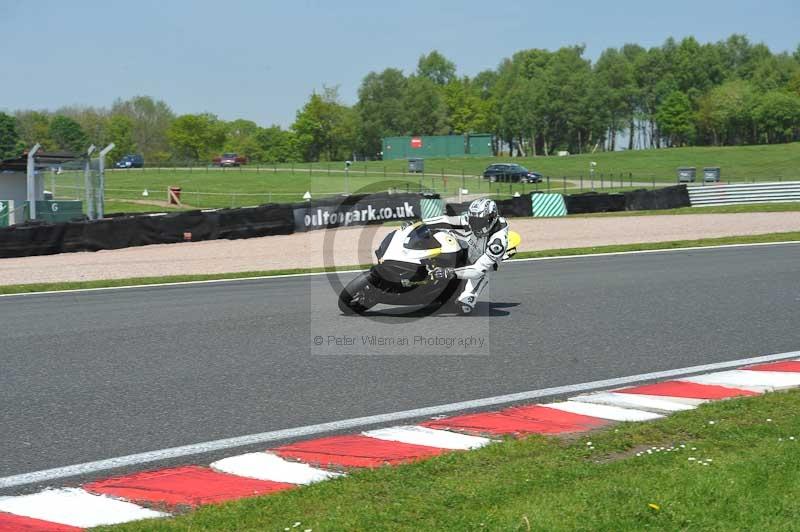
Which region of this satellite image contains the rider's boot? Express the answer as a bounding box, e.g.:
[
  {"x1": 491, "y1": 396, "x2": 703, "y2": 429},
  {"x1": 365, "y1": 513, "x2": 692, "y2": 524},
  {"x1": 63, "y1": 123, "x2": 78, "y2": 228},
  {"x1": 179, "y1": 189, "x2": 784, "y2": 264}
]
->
[{"x1": 456, "y1": 274, "x2": 489, "y2": 314}]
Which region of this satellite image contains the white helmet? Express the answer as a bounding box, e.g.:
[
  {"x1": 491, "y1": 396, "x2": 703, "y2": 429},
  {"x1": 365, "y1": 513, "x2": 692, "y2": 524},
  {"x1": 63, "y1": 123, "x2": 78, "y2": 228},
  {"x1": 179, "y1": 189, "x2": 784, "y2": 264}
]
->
[{"x1": 467, "y1": 198, "x2": 499, "y2": 236}]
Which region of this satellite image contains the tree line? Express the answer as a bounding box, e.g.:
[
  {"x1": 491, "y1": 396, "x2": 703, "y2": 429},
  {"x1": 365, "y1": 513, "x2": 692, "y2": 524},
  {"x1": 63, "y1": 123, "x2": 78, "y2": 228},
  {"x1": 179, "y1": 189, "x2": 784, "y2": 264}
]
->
[{"x1": 2, "y1": 34, "x2": 799, "y2": 164}]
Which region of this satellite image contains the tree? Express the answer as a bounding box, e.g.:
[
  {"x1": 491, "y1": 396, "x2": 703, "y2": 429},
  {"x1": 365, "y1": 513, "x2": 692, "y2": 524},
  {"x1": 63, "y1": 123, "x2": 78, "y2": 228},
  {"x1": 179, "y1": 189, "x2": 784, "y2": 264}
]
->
[
  {"x1": 292, "y1": 87, "x2": 356, "y2": 161},
  {"x1": 788, "y1": 71, "x2": 800, "y2": 96},
  {"x1": 253, "y1": 126, "x2": 300, "y2": 162},
  {"x1": 749, "y1": 53, "x2": 800, "y2": 91},
  {"x1": 355, "y1": 69, "x2": 407, "y2": 157},
  {"x1": 223, "y1": 119, "x2": 262, "y2": 161},
  {"x1": 697, "y1": 80, "x2": 755, "y2": 145},
  {"x1": 443, "y1": 78, "x2": 490, "y2": 134},
  {"x1": 595, "y1": 48, "x2": 637, "y2": 150},
  {"x1": 14, "y1": 111, "x2": 53, "y2": 150},
  {"x1": 0, "y1": 112, "x2": 22, "y2": 160},
  {"x1": 497, "y1": 81, "x2": 538, "y2": 156},
  {"x1": 416, "y1": 51, "x2": 457, "y2": 86},
  {"x1": 541, "y1": 46, "x2": 595, "y2": 154},
  {"x1": 402, "y1": 76, "x2": 448, "y2": 136},
  {"x1": 753, "y1": 90, "x2": 800, "y2": 143},
  {"x1": 49, "y1": 115, "x2": 89, "y2": 152},
  {"x1": 111, "y1": 96, "x2": 174, "y2": 161},
  {"x1": 55, "y1": 106, "x2": 110, "y2": 149},
  {"x1": 656, "y1": 91, "x2": 695, "y2": 146},
  {"x1": 167, "y1": 114, "x2": 226, "y2": 161},
  {"x1": 105, "y1": 115, "x2": 137, "y2": 164}
]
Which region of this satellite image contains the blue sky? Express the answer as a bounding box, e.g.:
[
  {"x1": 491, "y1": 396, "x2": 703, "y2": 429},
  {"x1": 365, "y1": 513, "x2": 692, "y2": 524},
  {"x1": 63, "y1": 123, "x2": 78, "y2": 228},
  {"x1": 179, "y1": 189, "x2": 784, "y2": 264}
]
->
[{"x1": 1, "y1": 0, "x2": 797, "y2": 127}]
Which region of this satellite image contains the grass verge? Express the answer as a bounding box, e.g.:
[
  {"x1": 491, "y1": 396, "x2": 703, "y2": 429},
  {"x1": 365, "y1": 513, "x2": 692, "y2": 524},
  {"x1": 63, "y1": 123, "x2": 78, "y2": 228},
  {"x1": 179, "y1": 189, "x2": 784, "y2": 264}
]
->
[
  {"x1": 2, "y1": 231, "x2": 799, "y2": 296},
  {"x1": 99, "y1": 389, "x2": 800, "y2": 531}
]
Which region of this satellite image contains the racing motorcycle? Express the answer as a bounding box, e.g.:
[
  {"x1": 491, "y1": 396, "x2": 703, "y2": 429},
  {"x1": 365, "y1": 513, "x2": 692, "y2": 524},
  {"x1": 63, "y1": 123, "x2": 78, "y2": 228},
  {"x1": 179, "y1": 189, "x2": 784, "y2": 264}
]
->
[{"x1": 338, "y1": 221, "x2": 521, "y2": 314}]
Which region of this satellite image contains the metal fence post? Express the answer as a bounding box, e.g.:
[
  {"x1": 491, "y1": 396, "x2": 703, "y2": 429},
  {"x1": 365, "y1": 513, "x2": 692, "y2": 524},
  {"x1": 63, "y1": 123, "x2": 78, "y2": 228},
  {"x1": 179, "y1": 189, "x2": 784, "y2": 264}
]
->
[
  {"x1": 84, "y1": 145, "x2": 96, "y2": 219},
  {"x1": 97, "y1": 143, "x2": 115, "y2": 219}
]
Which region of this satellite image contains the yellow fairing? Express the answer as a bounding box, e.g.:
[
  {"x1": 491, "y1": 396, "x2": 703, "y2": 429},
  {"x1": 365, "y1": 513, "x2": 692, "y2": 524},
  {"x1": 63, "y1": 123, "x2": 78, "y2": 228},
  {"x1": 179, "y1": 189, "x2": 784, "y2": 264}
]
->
[{"x1": 508, "y1": 230, "x2": 522, "y2": 250}]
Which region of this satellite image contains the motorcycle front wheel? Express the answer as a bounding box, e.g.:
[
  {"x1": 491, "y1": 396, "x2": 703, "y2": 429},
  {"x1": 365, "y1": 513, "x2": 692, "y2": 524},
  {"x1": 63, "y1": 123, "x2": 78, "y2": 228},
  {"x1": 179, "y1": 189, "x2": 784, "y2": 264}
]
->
[{"x1": 338, "y1": 271, "x2": 378, "y2": 315}]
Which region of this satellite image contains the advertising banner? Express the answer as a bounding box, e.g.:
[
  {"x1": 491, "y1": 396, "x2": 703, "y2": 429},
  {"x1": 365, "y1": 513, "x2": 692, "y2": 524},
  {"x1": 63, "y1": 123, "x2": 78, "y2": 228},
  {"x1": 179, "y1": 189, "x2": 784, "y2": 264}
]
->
[{"x1": 292, "y1": 193, "x2": 425, "y2": 232}]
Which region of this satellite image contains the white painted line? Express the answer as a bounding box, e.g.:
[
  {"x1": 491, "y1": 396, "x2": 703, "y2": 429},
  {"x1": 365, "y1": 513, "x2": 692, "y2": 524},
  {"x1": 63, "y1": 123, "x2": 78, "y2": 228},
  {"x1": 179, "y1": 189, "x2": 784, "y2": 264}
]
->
[
  {"x1": 1, "y1": 349, "x2": 798, "y2": 490},
  {"x1": 680, "y1": 370, "x2": 800, "y2": 391},
  {"x1": 570, "y1": 392, "x2": 698, "y2": 413},
  {"x1": 363, "y1": 426, "x2": 492, "y2": 450},
  {"x1": 609, "y1": 393, "x2": 708, "y2": 407},
  {"x1": 0, "y1": 488, "x2": 167, "y2": 527},
  {"x1": 0, "y1": 268, "x2": 365, "y2": 299},
  {"x1": 546, "y1": 401, "x2": 664, "y2": 422},
  {"x1": 211, "y1": 452, "x2": 341, "y2": 485},
  {"x1": 3, "y1": 240, "x2": 798, "y2": 299},
  {"x1": 508, "y1": 240, "x2": 800, "y2": 265}
]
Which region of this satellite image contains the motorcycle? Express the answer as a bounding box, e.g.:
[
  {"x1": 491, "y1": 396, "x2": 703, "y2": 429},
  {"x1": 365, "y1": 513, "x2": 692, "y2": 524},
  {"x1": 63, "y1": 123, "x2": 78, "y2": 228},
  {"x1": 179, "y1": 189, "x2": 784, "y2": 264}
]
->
[{"x1": 338, "y1": 220, "x2": 521, "y2": 315}]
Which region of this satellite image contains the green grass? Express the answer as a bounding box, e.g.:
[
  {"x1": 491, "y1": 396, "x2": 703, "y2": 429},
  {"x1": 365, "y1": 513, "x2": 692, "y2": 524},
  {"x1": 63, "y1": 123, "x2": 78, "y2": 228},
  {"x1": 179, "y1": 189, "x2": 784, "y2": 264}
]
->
[
  {"x1": 363, "y1": 142, "x2": 800, "y2": 182},
  {"x1": 99, "y1": 389, "x2": 800, "y2": 531},
  {"x1": 3, "y1": 231, "x2": 798, "y2": 296},
  {"x1": 47, "y1": 143, "x2": 800, "y2": 212}
]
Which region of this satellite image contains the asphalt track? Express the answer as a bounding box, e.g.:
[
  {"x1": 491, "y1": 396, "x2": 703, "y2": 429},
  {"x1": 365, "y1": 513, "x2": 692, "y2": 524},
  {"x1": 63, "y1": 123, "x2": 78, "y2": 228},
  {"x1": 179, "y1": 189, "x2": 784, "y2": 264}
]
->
[{"x1": 2, "y1": 243, "x2": 799, "y2": 490}]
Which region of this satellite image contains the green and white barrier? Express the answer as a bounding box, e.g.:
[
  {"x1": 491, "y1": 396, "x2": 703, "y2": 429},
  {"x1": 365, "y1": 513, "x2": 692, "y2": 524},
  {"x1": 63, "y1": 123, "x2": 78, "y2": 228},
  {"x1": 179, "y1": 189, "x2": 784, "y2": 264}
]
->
[
  {"x1": 420, "y1": 198, "x2": 444, "y2": 219},
  {"x1": 0, "y1": 200, "x2": 14, "y2": 227},
  {"x1": 532, "y1": 193, "x2": 567, "y2": 217}
]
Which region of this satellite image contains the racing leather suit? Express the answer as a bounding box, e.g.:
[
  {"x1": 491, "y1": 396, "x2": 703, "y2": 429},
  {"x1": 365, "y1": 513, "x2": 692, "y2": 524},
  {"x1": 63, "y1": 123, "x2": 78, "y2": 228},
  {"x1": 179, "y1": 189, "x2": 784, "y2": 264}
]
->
[{"x1": 424, "y1": 214, "x2": 509, "y2": 310}]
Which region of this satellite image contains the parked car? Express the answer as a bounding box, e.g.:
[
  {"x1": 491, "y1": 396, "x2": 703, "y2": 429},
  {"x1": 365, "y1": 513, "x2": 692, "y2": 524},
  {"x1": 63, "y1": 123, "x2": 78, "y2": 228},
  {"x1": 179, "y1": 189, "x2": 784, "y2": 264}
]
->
[
  {"x1": 114, "y1": 154, "x2": 144, "y2": 168},
  {"x1": 482, "y1": 163, "x2": 543, "y2": 183},
  {"x1": 213, "y1": 153, "x2": 247, "y2": 167}
]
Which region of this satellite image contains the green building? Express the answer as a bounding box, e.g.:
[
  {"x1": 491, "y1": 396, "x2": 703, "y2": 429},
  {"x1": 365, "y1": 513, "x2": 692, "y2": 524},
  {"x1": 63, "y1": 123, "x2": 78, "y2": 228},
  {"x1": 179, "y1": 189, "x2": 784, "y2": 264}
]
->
[{"x1": 382, "y1": 134, "x2": 493, "y2": 160}]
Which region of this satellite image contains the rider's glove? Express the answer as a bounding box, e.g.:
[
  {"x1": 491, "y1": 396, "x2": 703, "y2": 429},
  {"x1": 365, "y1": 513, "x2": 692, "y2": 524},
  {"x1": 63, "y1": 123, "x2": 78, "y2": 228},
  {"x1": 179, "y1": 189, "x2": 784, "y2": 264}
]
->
[{"x1": 430, "y1": 266, "x2": 455, "y2": 281}]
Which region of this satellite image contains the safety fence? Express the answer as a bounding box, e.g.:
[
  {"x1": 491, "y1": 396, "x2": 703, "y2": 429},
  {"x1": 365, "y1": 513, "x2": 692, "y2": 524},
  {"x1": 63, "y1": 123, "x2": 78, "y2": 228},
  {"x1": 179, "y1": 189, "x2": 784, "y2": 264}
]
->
[
  {"x1": 688, "y1": 182, "x2": 800, "y2": 207},
  {"x1": 445, "y1": 185, "x2": 690, "y2": 218},
  {"x1": 0, "y1": 186, "x2": 691, "y2": 259},
  {"x1": 0, "y1": 193, "x2": 428, "y2": 259}
]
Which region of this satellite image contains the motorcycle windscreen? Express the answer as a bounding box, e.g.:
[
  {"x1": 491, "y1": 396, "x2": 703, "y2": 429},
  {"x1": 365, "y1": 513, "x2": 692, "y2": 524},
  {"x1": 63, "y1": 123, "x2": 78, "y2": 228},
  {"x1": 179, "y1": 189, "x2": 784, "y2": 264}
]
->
[
  {"x1": 404, "y1": 224, "x2": 440, "y2": 250},
  {"x1": 375, "y1": 232, "x2": 393, "y2": 261}
]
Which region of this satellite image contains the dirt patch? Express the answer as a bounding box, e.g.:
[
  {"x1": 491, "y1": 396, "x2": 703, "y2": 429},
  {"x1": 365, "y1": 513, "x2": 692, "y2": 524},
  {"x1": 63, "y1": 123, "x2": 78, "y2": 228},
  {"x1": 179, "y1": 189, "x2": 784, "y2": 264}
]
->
[{"x1": 1, "y1": 212, "x2": 799, "y2": 286}]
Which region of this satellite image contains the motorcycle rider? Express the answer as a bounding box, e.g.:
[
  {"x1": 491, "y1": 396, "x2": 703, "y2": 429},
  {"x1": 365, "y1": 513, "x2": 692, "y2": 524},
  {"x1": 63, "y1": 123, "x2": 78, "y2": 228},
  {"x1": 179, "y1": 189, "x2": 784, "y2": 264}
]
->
[{"x1": 424, "y1": 198, "x2": 509, "y2": 314}]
